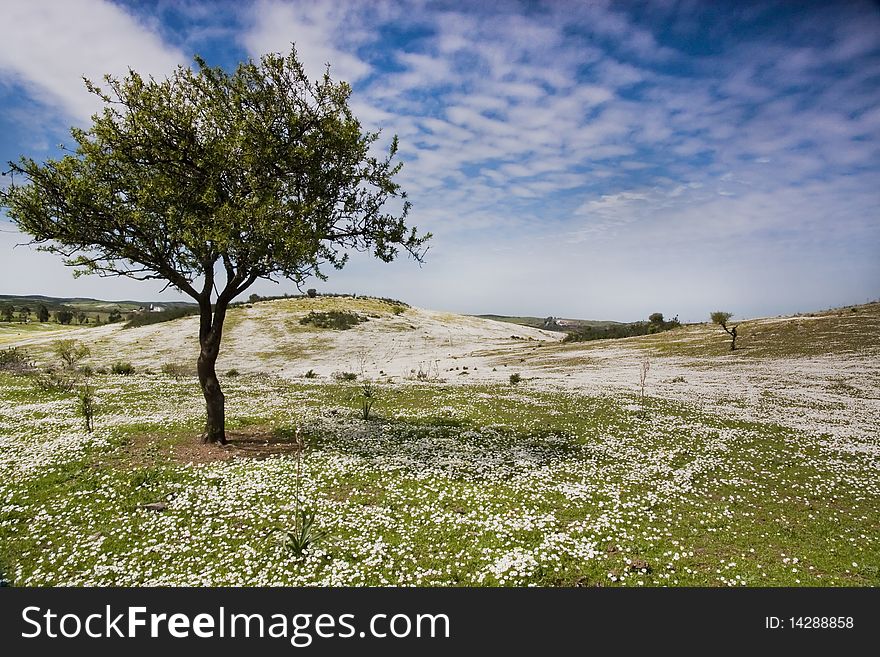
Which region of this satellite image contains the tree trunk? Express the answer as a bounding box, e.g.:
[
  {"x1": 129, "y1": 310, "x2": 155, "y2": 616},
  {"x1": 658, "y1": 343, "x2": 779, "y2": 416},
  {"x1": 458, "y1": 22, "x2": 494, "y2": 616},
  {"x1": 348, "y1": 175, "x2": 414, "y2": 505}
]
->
[
  {"x1": 198, "y1": 342, "x2": 226, "y2": 444},
  {"x1": 730, "y1": 326, "x2": 737, "y2": 351},
  {"x1": 197, "y1": 294, "x2": 228, "y2": 445}
]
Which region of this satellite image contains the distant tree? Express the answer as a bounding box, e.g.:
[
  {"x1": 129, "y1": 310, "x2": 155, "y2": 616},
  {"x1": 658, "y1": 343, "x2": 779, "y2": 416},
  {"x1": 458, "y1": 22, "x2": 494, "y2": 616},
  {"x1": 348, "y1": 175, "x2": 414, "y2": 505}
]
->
[
  {"x1": 20, "y1": 306, "x2": 31, "y2": 323},
  {"x1": 1, "y1": 306, "x2": 13, "y2": 322},
  {"x1": 648, "y1": 312, "x2": 664, "y2": 324},
  {"x1": 248, "y1": 293, "x2": 261, "y2": 303},
  {"x1": 76, "y1": 311, "x2": 87, "y2": 324},
  {"x1": 307, "y1": 288, "x2": 317, "y2": 298},
  {"x1": 37, "y1": 304, "x2": 50, "y2": 323},
  {"x1": 1, "y1": 47, "x2": 428, "y2": 443},
  {"x1": 710, "y1": 311, "x2": 738, "y2": 350},
  {"x1": 56, "y1": 309, "x2": 74, "y2": 325},
  {"x1": 107, "y1": 310, "x2": 123, "y2": 323}
]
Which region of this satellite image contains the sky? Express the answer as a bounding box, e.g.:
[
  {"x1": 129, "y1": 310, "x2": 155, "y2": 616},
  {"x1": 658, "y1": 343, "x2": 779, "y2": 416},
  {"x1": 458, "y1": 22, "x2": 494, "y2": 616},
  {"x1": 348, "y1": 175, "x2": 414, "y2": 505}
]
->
[{"x1": 0, "y1": 0, "x2": 878, "y2": 322}]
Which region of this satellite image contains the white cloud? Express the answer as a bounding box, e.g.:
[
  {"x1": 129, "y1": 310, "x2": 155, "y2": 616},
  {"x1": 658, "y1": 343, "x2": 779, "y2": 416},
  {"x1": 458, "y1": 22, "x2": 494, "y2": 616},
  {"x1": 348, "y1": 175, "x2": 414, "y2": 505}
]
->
[
  {"x1": 240, "y1": 0, "x2": 373, "y2": 83},
  {"x1": 0, "y1": 0, "x2": 185, "y2": 122}
]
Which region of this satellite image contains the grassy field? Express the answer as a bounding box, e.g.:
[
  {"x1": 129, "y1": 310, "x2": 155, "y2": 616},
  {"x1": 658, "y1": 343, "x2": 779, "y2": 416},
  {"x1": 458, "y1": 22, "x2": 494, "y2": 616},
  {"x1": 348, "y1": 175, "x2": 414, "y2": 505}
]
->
[
  {"x1": 0, "y1": 321, "x2": 78, "y2": 346},
  {"x1": 0, "y1": 302, "x2": 877, "y2": 586}
]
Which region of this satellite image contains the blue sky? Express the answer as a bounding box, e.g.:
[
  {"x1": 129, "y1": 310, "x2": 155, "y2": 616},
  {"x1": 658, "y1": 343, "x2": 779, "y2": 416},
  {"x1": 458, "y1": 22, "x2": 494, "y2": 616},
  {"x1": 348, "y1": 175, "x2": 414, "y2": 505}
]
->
[{"x1": 1, "y1": 0, "x2": 878, "y2": 322}]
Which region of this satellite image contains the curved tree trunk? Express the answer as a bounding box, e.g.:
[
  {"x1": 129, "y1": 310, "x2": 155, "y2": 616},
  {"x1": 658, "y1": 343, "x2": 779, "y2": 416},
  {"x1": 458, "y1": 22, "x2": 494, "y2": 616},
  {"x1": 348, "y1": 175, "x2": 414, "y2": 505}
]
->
[
  {"x1": 198, "y1": 341, "x2": 226, "y2": 444},
  {"x1": 197, "y1": 296, "x2": 229, "y2": 444}
]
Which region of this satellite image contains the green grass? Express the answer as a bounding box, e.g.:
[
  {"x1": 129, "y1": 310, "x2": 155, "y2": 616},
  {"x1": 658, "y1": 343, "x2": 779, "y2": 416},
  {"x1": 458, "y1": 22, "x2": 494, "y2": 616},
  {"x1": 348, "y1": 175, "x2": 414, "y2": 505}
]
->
[
  {"x1": 0, "y1": 321, "x2": 79, "y2": 345},
  {"x1": 0, "y1": 366, "x2": 875, "y2": 587},
  {"x1": 632, "y1": 303, "x2": 880, "y2": 359}
]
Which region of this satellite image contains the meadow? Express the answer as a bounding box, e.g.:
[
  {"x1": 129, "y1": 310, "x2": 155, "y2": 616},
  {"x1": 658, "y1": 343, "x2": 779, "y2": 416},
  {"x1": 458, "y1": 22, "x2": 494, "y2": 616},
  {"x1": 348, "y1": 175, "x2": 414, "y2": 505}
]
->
[{"x1": 0, "y1": 299, "x2": 877, "y2": 586}]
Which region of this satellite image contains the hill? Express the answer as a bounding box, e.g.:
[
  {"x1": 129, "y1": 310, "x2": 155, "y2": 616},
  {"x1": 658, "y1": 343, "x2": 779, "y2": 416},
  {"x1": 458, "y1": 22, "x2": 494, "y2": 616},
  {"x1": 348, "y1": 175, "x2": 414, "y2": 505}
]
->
[
  {"x1": 0, "y1": 293, "x2": 194, "y2": 312},
  {"x1": 474, "y1": 314, "x2": 621, "y2": 332}
]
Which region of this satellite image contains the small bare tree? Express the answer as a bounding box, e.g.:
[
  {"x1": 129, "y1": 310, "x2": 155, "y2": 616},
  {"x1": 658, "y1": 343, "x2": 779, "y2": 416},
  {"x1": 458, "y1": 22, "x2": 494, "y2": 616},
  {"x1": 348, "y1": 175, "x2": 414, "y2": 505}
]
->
[
  {"x1": 710, "y1": 311, "x2": 738, "y2": 350},
  {"x1": 639, "y1": 357, "x2": 651, "y2": 401}
]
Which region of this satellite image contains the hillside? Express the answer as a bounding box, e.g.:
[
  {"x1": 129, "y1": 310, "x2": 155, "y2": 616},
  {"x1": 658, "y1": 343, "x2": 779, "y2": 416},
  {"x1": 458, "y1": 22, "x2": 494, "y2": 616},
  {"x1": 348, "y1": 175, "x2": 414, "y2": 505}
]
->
[
  {"x1": 475, "y1": 314, "x2": 621, "y2": 332},
  {"x1": 1, "y1": 297, "x2": 877, "y2": 587},
  {"x1": 0, "y1": 293, "x2": 194, "y2": 312}
]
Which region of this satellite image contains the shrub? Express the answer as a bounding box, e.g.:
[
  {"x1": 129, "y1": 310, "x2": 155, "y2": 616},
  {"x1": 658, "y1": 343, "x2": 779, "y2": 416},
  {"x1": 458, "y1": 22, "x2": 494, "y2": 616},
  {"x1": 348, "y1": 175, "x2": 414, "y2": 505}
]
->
[
  {"x1": 54, "y1": 340, "x2": 90, "y2": 370},
  {"x1": 111, "y1": 361, "x2": 134, "y2": 375},
  {"x1": 307, "y1": 288, "x2": 317, "y2": 298},
  {"x1": 304, "y1": 369, "x2": 318, "y2": 379},
  {"x1": 299, "y1": 310, "x2": 367, "y2": 330},
  {"x1": 79, "y1": 382, "x2": 96, "y2": 432},
  {"x1": 359, "y1": 381, "x2": 376, "y2": 420},
  {"x1": 0, "y1": 347, "x2": 34, "y2": 374},
  {"x1": 226, "y1": 368, "x2": 240, "y2": 377},
  {"x1": 333, "y1": 371, "x2": 358, "y2": 381},
  {"x1": 161, "y1": 362, "x2": 192, "y2": 377},
  {"x1": 509, "y1": 373, "x2": 522, "y2": 384},
  {"x1": 391, "y1": 305, "x2": 405, "y2": 315},
  {"x1": 32, "y1": 371, "x2": 76, "y2": 393}
]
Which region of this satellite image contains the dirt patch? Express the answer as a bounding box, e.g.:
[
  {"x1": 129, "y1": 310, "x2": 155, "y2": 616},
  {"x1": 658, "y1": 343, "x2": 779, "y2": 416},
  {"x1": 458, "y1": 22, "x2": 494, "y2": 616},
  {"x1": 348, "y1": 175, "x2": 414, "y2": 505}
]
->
[
  {"x1": 118, "y1": 425, "x2": 303, "y2": 467},
  {"x1": 177, "y1": 430, "x2": 304, "y2": 464}
]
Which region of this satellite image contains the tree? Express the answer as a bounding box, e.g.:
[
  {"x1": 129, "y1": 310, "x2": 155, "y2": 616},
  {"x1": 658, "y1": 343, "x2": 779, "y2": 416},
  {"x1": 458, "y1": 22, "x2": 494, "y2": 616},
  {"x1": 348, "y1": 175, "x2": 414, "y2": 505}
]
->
[
  {"x1": 710, "y1": 311, "x2": 738, "y2": 350},
  {"x1": 1, "y1": 47, "x2": 429, "y2": 443},
  {"x1": 54, "y1": 339, "x2": 90, "y2": 369},
  {"x1": 1, "y1": 306, "x2": 13, "y2": 322},
  {"x1": 20, "y1": 307, "x2": 31, "y2": 323},
  {"x1": 37, "y1": 304, "x2": 50, "y2": 323},
  {"x1": 648, "y1": 312, "x2": 664, "y2": 324},
  {"x1": 77, "y1": 311, "x2": 88, "y2": 325},
  {"x1": 56, "y1": 309, "x2": 74, "y2": 325}
]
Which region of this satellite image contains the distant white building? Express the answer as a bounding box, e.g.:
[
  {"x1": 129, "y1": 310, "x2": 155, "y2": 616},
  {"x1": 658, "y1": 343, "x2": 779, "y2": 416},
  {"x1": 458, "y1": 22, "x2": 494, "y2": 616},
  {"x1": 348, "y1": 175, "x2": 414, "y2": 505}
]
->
[{"x1": 149, "y1": 304, "x2": 165, "y2": 313}]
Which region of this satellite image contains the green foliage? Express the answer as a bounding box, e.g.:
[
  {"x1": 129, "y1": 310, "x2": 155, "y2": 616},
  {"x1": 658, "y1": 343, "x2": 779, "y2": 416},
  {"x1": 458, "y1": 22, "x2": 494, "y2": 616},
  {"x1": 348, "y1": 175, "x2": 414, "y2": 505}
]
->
[
  {"x1": 304, "y1": 369, "x2": 318, "y2": 379},
  {"x1": 359, "y1": 381, "x2": 377, "y2": 420},
  {"x1": 111, "y1": 362, "x2": 134, "y2": 375},
  {"x1": 509, "y1": 372, "x2": 522, "y2": 384},
  {"x1": 334, "y1": 371, "x2": 358, "y2": 381},
  {"x1": 123, "y1": 306, "x2": 198, "y2": 329},
  {"x1": 307, "y1": 289, "x2": 317, "y2": 298},
  {"x1": 1, "y1": 305, "x2": 13, "y2": 322},
  {"x1": 299, "y1": 310, "x2": 366, "y2": 330},
  {"x1": 564, "y1": 314, "x2": 681, "y2": 343},
  {"x1": 226, "y1": 369, "x2": 240, "y2": 377},
  {"x1": 1, "y1": 46, "x2": 427, "y2": 298},
  {"x1": 710, "y1": 311, "x2": 733, "y2": 328},
  {"x1": 54, "y1": 339, "x2": 90, "y2": 369},
  {"x1": 56, "y1": 309, "x2": 74, "y2": 325},
  {"x1": 37, "y1": 305, "x2": 50, "y2": 323},
  {"x1": 281, "y1": 508, "x2": 329, "y2": 558}
]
